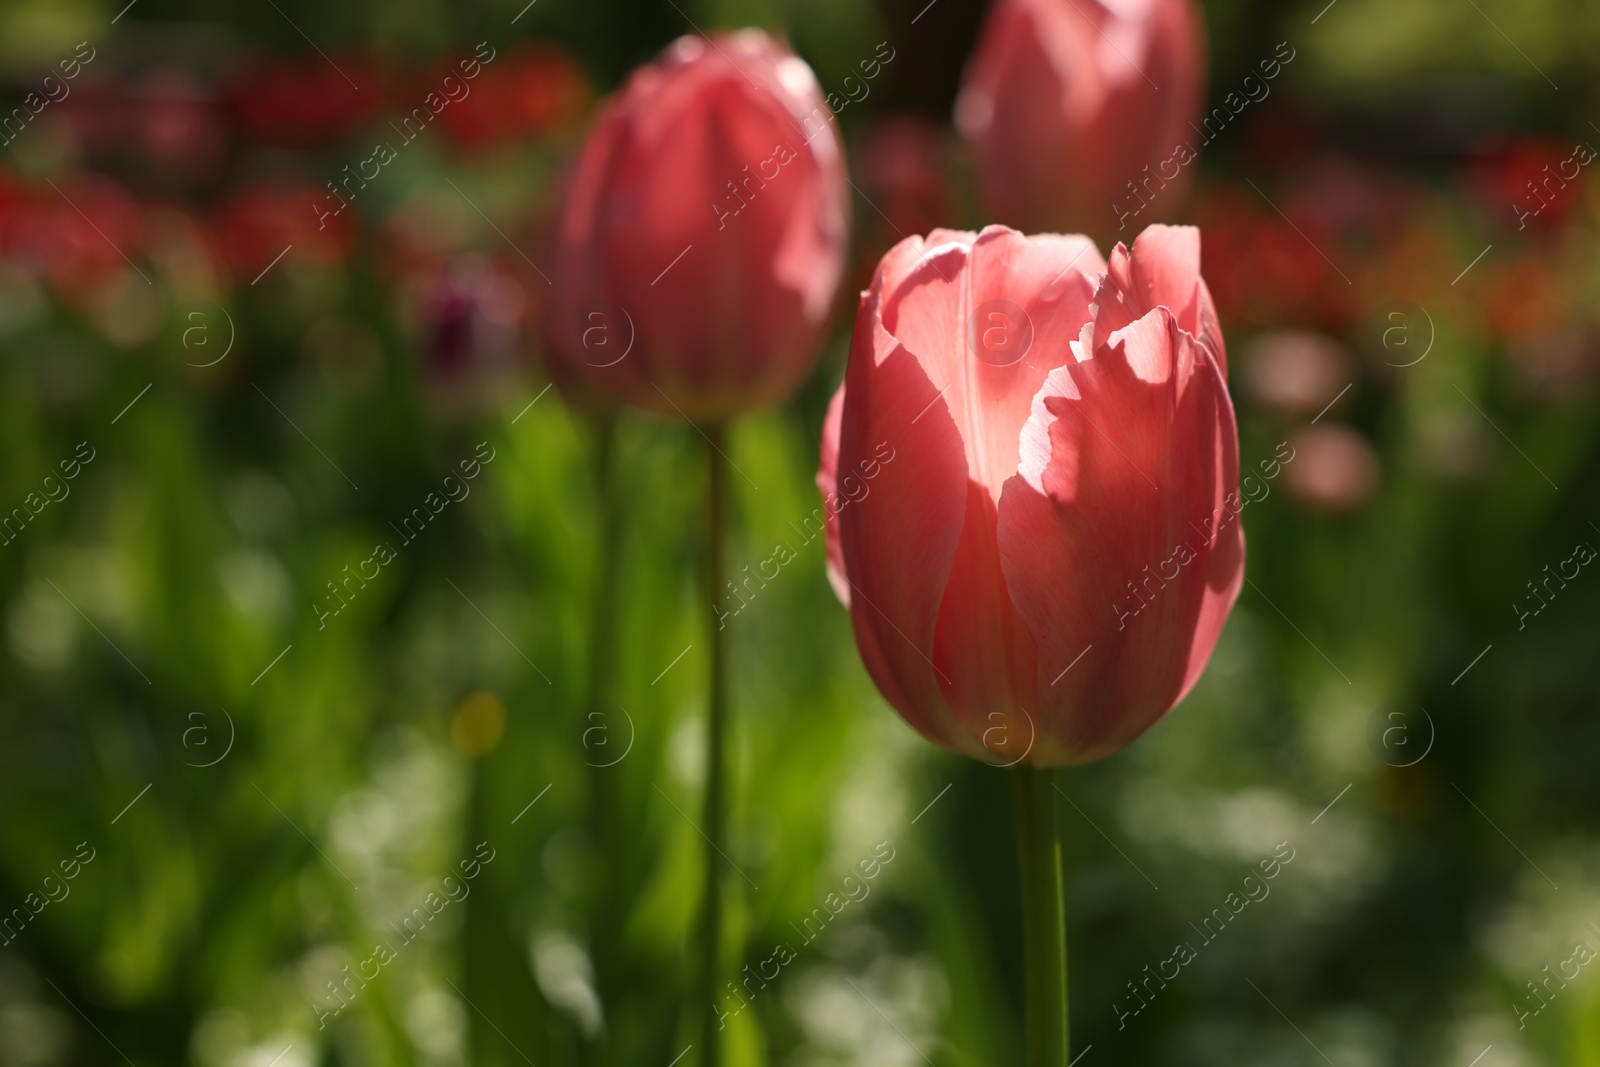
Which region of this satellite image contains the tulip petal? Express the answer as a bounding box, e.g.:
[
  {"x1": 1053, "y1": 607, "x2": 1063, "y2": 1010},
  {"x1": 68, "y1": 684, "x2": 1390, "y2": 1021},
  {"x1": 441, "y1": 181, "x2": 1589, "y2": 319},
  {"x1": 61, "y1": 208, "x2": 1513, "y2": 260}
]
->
[
  {"x1": 838, "y1": 290, "x2": 987, "y2": 761},
  {"x1": 931, "y1": 479, "x2": 1040, "y2": 762},
  {"x1": 816, "y1": 381, "x2": 849, "y2": 607},
  {"x1": 1096, "y1": 224, "x2": 1227, "y2": 374},
  {"x1": 1123, "y1": 225, "x2": 1202, "y2": 330},
  {"x1": 849, "y1": 226, "x2": 1111, "y2": 763},
  {"x1": 999, "y1": 305, "x2": 1242, "y2": 764},
  {"x1": 1128, "y1": 223, "x2": 1227, "y2": 374},
  {"x1": 881, "y1": 226, "x2": 1104, "y2": 508}
]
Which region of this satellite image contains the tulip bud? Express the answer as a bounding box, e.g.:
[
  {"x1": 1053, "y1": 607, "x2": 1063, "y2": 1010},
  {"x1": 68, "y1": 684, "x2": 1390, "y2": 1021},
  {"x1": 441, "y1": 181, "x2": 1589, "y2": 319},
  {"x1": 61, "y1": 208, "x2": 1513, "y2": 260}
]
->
[
  {"x1": 955, "y1": 0, "x2": 1206, "y2": 242},
  {"x1": 819, "y1": 224, "x2": 1241, "y2": 766},
  {"x1": 544, "y1": 31, "x2": 850, "y2": 421}
]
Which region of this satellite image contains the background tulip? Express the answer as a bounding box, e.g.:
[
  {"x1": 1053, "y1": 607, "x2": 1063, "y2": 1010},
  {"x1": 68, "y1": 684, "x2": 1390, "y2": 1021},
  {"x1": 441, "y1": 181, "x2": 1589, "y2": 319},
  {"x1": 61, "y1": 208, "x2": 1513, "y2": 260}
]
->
[
  {"x1": 543, "y1": 30, "x2": 849, "y2": 421},
  {"x1": 544, "y1": 30, "x2": 851, "y2": 1067},
  {"x1": 955, "y1": 0, "x2": 1205, "y2": 242},
  {"x1": 821, "y1": 224, "x2": 1240, "y2": 768}
]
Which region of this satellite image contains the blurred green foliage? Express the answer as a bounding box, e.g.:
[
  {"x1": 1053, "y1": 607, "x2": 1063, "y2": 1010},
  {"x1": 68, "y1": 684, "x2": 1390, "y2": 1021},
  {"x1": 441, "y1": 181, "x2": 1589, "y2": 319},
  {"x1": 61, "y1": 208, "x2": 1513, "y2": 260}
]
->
[{"x1": 1, "y1": 0, "x2": 1599, "y2": 1065}]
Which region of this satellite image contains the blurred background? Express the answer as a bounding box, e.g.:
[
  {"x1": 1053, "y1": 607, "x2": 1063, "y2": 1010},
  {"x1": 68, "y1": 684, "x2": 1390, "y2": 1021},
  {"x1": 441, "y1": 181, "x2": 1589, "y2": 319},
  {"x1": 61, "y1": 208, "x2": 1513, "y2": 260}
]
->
[{"x1": 1, "y1": 0, "x2": 1599, "y2": 1064}]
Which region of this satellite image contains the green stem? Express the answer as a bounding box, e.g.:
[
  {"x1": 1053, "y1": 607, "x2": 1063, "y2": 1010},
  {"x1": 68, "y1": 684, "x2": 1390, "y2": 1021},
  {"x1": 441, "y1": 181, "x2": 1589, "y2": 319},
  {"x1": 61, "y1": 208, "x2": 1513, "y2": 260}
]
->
[
  {"x1": 585, "y1": 413, "x2": 621, "y2": 1063},
  {"x1": 698, "y1": 423, "x2": 729, "y2": 1067},
  {"x1": 1014, "y1": 765, "x2": 1069, "y2": 1066}
]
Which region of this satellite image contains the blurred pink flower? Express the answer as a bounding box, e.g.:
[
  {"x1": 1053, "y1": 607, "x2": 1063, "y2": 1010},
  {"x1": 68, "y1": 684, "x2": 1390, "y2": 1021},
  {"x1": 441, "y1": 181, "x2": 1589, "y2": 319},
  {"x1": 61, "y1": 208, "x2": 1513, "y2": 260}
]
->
[
  {"x1": 955, "y1": 0, "x2": 1205, "y2": 240},
  {"x1": 420, "y1": 256, "x2": 526, "y2": 386},
  {"x1": 230, "y1": 55, "x2": 392, "y2": 148},
  {"x1": 1283, "y1": 425, "x2": 1379, "y2": 512},
  {"x1": 1242, "y1": 330, "x2": 1349, "y2": 419},
  {"x1": 848, "y1": 114, "x2": 958, "y2": 317}
]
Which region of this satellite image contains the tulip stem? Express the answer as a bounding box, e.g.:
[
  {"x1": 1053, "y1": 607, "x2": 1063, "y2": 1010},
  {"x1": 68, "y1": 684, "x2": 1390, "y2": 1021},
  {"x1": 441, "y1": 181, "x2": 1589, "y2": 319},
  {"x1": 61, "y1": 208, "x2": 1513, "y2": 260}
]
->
[
  {"x1": 1014, "y1": 765, "x2": 1069, "y2": 1066},
  {"x1": 586, "y1": 414, "x2": 622, "y2": 1032},
  {"x1": 698, "y1": 422, "x2": 730, "y2": 1067}
]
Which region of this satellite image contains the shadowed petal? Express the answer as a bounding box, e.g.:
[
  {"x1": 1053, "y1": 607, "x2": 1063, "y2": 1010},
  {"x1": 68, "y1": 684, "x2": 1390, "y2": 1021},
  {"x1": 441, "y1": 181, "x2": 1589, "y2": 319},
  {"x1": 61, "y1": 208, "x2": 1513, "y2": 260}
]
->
[
  {"x1": 839, "y1": 299, "x2": 986, "y2": 760},
  {"x1": 999, "y1": 305, "x2": 1241, "y2": 763}
]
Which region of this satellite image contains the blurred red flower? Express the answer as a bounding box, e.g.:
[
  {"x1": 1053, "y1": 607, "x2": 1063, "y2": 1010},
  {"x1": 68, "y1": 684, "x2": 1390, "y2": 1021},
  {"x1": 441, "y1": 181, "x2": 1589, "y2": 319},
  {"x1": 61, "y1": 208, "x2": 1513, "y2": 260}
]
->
[
  {"x1": 6, "y1": 173, "x2": 146, "y2": 300},
  {"x1": 0, "y1": 165, "x2": 28, "y2": 252},
  {"x1": 1195, "y1": 185, "x2": 1327, "y2": 328},
  {"x1": 435, "y1": 43, "x2": 590, "y2": 150},
  {"x1": 230, "y1": 55, "x2": 391, "y2": 148},
  {"x1": 58, "y1": 69, "x2": 228, "y2": 186},
  {"x1": 131, "y1": 69, "x2": 229, "y2": 183},
  {"x1": 208, "y1": 181, "x2": 356, "y2": 283},
  {"x1": 1460, "y1": 134, "x2": 1584, "y2": 234}
]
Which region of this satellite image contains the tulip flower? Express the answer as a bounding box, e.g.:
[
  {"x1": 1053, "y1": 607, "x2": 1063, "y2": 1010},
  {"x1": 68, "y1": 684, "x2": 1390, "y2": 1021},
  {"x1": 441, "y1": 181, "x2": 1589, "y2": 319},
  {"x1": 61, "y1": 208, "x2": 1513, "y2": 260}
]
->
[
  {"x1": 543, "y1": 30, "x2": 849, "y2": 422},
  {"x1": 821, "y1": 222, "x2": 1237, "y2": 755},
  {"x1": 955, "y1": 0, "x2": 1205, "y2": 241},
  {"x1": 819, "y1": 223, "x2": 1239, "y2": 1063},
  {"x1": 543, "y1": 31, "x2": 849, "y2": 1067}
]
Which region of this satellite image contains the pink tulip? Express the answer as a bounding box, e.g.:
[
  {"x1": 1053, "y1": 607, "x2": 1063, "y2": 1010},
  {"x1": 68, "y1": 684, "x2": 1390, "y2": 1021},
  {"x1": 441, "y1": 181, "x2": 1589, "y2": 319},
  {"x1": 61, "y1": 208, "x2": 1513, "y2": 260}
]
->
[
  {"x1": 544, "y1": 31, "x2": 849, "y2": 420},
  {"x1": 955, "y1": 0, "x2": 1205, "y2": 240},
  {"x1": 819, "y1": 224, "x2": 1241, "y2": 766}
]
